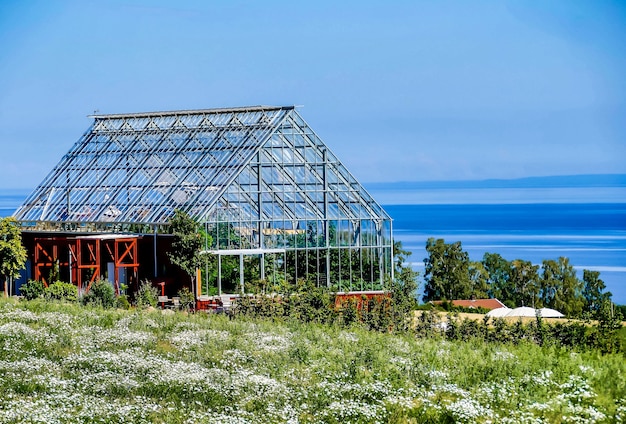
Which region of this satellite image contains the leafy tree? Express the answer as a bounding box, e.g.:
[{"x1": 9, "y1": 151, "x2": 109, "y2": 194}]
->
[
  {"x1": 423, "y1": 238, "x2": 471, "y2": 301},
  {"x1": 391, "y1": 241, "x2": 419, "y2": 328},
  {"x1": 594, "y1": 299, "x2": 623, "y2": 353},
  {"x1": 468, "y1": 261, "x2": 489, "y2": 299},
  {"x1": 539, "y1": 259, "x2": 558, "y2": 308},
  {"x1": 393, "y1": 240, "x2": 412, "y2": 272},
  {"x1": 168, "y1": 210, "x2": 202, "y2": 277},
  {"x1": 540, "y1": 257, "x2": 583, "y2": 317},
  {"x1": 0, "y1": 217, "x2": 27, "y2": 296},
  {"x1": 581, "y1": 269, "x2": 611, "y2": 317},
  {"x1": 482, "y1": 252, "x2": 512, "y2": 302},
  {"x1": 168, "y1": 210, "x2": 212, "y2": 301},
  {"x1": 509, "y1": 259, "x2": 540, "y2": 307}
]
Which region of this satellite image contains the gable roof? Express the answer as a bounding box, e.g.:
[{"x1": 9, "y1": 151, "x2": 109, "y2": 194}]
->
[
  {"x1": 432, "y1": 298, "x2": 507, "y2": 310},
  {"x1": 15, "y1": 106, "x2": 389, "y2": 229}
]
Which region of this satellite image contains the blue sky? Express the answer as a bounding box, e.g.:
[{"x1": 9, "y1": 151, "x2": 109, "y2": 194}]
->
[{"x1": 0, "y1": 0, "x2": 624, "y2": 189}]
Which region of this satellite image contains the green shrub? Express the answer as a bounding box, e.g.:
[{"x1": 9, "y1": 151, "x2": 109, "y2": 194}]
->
[
  {"x1": 340, "y1": 297, "x2": 360, "y2": 326},
  {"x1": 135, "y1": 280, "x2": 158, "y2": 308},
  {"x1": 116, "y1": 294, "x2": 131, "y2": 310},
  {"x1": 82, "y1": 279, "x2": 116, "y2": 308},
  {"x1": 177, "y1": 287, "x2": 194, "y2": 311},
  {"x1": 19, "y1": 280, "x2": 45, "y2": 300},
  {"x1": 44, "y1": 281, "x2": 78, "y2": 302},
  {"x1": 288, "y1": 284, "x2": 335, "y2": 324}
]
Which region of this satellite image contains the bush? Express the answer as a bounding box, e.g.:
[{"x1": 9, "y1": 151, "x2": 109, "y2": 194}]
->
[
  {"x1": 135, "y1": 280, "x2": 158, "y2": 308},
  {"x1": 116, "y1": 294, "x2": 131, "y2": 310},
  {"x1": 82, "y1": 279, "x2": 116, "y2": 308},
  {"x1": 44, "y1": 281, "x2": 78, "y2": 302},
  {"x1": 177, "y1": 287, "x2": 194, "y2": 311},
  {"x1": 289, "y1": 284, "x2": 335, "y2": 324},
  {"x1": 19, "y1": 280, "x2": 45, "y2": 300}
]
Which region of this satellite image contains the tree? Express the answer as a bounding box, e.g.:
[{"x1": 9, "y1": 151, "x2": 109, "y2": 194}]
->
[
  {"x1": 540, "y1": 257, "x2": 583, "y2": 317},
  {"x1": 0, "y1": 217, "x2": 27, "y2": 297},
  {"x1": 423, "y1": 238, "x2": 471, "y2": 302},
  {"x1": 581, "y1": 269, "x2": 611, "y2": 318},
  {"x1": 509, "y1": 259, "x2": 540, "y2": 308},
  {"x1": 393, "y1": 240, "x2": 413, "y2": 274},
  {"x1": 168, "y1": 210, "x2": 210, "y2": 303},
  {"x1": 468, "y1": 261, "x2": 489, "y2": 299},
  {"x1": 392, "y1": 240, "x2": 419, "y2": 308},
  {"x1": 482, "y1": 252, "x2": 512, "y2": 302}
]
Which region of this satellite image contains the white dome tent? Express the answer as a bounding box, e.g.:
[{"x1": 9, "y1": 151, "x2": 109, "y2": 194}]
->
[
  {"x1": 505, "y1": 307, "x2": 538, "y2": 318},
  {"x1": 537, "y1": 308, "x2": 565, "y2": 318},
  {"x1": 489, "y1": 306, "x2": 565, "y2": 318},
  {"x1": 485, "y1": 307, "x2": 511, "y2": 318}
]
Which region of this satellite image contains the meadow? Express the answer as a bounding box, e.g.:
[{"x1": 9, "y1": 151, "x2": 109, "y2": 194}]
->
[{"x1": 0, "y1": 298, "x2": 624, "y2": 423}]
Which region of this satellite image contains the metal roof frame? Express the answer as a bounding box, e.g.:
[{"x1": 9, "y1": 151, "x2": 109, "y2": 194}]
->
[{"x1": 15, "y1": 106, "x2": 391, "y2": 230}]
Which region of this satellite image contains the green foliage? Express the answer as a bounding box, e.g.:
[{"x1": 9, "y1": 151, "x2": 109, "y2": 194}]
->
[
  {"x1": 19, "y1": 279, "x2": 45, "y2": 300},
  {"x1": 540, "y1": 257, "x2": 583, "y2": 316},
  {"x1": 361, "y1": 296, "x2": 394, "y2": 332},
  {"x1": 135, "y1": 280, "x2": 158, "y2": 308},
  {"x1": 425, "y1": 239, "x2": 613, "y2": 320},
  {"x1": 509, "y1": 259, "x2": 540, "y2": 308},
  {"x1": 582, "y1": 269, "x2": 611, "y2": 318},
  {"x1": 168, "y1": 210, "x2": 205, "y2": 282},
  {"x1": 468, "y1": 260, "x2": 489, "y2": 299},
  {"x1": 236, "y1": 294, "x2": 287, "y2": 319},
  {"x1": 44, "y1": 281, "x2": 78, "y2": 302},
  {"x1": 177, "y1": 286, "x2": 194, "y2": 311},
  {"x1": 0, "y1": 217, "x2": 27, "y2": 293},
  {"x1": 47, "y1": 260, "x2": 60, "y2": 285},
  {"x1": 0, "y1": 297, "x2": 623, "y2": 422},
  {"x1": 390, "y1": 242, "x2": 419, "y2": 331},
  {"x1": 423, "y1": 238, "x2": 472, "y2": 301},
  {"x1": 482, "y1": 252, "x2": 511, "y2": 299},
  {"x1": 82, "y1": 279, "x2": 116, "y2": 308},
  {"x1": 393, "y1": 240, "x2": 412, "y2": 272},
  {"x1": 594, "y1": 301, "x2": 624, "y2": 354},
  {"x1": 236, "y1": 240, "x2": 419, "y2": 333},
  {"x1": 238, "y1": 278, "x2": 337, "y2": 325},
  {"x1": 338, "y1": 297, "x2": 359, "y2": 326},
  {"x1": 116, "y1": 294, "x2": 131, "y2": 310},
  {"x1": 414, "y1": 309, "x2": 623, "y2": 353},
  {"x1": 290, "y1": 281, "x2": 336, "y2": 324}
]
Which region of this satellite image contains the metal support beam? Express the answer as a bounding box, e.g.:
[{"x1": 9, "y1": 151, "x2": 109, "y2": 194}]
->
[
  {"x1": 239, "y1": 253, "x2": 244, "y2": 294},
  {"x1": 217, "y1": 255, "x2": 222, "y2": 296},
  {"x1": 153, "y1": 225, "x2": 158, "y2": 278},
  {"x1": 390, "y1": 220, "x2": 395, "y2": 283}
]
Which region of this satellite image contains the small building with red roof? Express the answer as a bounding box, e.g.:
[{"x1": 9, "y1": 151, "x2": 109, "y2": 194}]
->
[{"x1": 432, "y1": 298, "x2": 506, "y2": 311}]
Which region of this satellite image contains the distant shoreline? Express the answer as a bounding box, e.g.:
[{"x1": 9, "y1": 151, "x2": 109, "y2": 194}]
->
[
  {"x1": 363, "y1": 173, "x2": 626, "y2": 190},
  {"x1": 368, "y1": 187, "x2": 626, "y2": 205}
]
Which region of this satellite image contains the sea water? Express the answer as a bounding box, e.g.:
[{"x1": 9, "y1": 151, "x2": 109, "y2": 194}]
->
[{"x1": 2, "y1": 191, "x2": 625, "y2": 303}]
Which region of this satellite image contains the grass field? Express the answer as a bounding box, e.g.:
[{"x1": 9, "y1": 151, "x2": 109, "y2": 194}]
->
[{"x1": 0, "y1": 298, "x2": 624, "y2": 423}]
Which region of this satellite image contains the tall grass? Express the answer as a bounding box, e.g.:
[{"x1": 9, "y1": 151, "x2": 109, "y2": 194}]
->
[{"x1": 0, "y1": 297, "x2": 623, "y2": 423}]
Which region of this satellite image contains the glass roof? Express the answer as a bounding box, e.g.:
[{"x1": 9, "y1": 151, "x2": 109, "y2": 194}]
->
[{"x1": 15, "y1": 106, "x2": 390, "y2": 227}]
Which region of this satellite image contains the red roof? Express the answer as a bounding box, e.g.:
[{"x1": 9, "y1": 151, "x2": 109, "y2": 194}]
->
[{"x1": 432, "y1": 298, "x2": 506, "y2": 310}]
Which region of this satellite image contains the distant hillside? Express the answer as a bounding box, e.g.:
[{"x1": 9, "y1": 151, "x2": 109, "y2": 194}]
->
[{"x1": 364, "y1": 174, "x2": 626, "y2": 191}]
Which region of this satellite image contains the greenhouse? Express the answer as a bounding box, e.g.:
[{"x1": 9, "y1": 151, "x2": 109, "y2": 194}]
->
[{"x1": 14, "y1": 106, "x2": 394, "y2": 296}]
